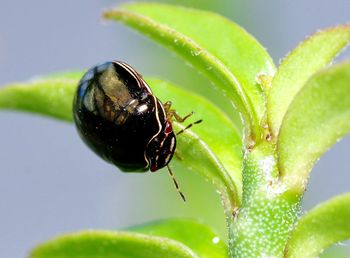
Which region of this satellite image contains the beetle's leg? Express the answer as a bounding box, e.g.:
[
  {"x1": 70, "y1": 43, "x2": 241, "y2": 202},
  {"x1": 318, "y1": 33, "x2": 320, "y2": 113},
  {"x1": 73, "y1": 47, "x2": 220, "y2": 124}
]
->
[
  {"x1": 176, "y1": 119, "x2": 203, "y2": 135},
  {"x1": 167, "y1": 165, "x2": 186, "y2": 202},
  {"x1": 167, "y1": 110, "x2": 194, "y2": 123},
  {"x1": 164, "y1": 101, "x2": 194, "y2": 123},
  {"x1": 163, "y1": 102, "x2": 202, "y2": 134},
  {"x1": 163, "y1": 101, "x2": 172, "y2": 112}
]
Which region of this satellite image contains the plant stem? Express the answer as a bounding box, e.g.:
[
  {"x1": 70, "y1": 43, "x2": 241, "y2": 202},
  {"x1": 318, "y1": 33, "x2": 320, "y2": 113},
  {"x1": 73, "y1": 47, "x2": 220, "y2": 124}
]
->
[{"x1": 229, "y1": 142, "x2": 301, "y2": 258}]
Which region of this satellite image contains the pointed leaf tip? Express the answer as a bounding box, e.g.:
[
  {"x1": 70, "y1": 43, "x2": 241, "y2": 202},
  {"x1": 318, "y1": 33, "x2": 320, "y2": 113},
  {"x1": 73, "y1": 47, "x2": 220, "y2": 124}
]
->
[{"x1": 268, "y1": 25, "x2": 350, "y2": 137}]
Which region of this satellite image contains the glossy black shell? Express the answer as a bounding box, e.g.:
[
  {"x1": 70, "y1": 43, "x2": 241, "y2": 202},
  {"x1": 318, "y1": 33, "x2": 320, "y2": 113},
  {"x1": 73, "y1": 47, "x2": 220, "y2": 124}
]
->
[{"x1": 73, "y1": 61, "x2": 176, "y2": 172}]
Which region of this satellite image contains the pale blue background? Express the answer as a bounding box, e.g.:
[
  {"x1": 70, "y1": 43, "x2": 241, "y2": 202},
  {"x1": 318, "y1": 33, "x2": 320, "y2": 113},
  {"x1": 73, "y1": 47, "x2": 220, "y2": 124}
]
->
[{"x1": 0, "y1": 1, "x2": 349, "y2": 257}]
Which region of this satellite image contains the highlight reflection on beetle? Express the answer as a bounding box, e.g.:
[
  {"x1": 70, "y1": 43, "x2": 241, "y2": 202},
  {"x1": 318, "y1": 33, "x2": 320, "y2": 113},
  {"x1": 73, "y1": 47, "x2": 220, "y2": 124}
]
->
[{"x1": 73, "y1": 61, "x2": 202, "y2": 201}]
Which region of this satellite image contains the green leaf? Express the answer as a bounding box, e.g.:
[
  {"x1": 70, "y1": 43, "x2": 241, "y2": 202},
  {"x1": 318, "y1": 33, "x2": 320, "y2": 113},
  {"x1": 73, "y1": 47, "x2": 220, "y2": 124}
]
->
[
  {"x1": 0, "y1": 73, "x2": 242, "y2": 208},
  {"x1": 129, "y1": 219, "x2": 229, "y2": 258},
  {"x1": 148, "y1": 78, "x2": 242, "y2": 205},
  {"x1": 285, "y1": 193, "x2": 350, "y2": 258},
  {"x1": 278, "y1": 62, "x2": 350, "y2": 192},
  {"x1": 104, "y1": 3, "x2": 276, "y2": 141},
  {"x1": 0, "y1": 76, "x2": 80, "y2": 122},
  {"x1": 30, "y1": 230, "x2": 198, "y2": 258},
  {"x1": 267, "y1": 25, "x2": 350, "y2": 137}
]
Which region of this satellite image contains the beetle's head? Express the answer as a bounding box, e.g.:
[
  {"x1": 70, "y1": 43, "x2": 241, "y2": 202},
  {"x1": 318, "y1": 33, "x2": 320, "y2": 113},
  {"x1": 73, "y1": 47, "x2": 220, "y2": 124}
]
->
[{"x1": 146, "y1": 121, "x2": 176, "y2": 172}]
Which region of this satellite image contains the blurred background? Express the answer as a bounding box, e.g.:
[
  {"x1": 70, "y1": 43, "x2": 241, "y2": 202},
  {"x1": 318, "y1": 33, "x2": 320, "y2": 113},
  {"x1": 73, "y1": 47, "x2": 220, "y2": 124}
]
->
[{"x1": 0, "y1": 0, "x2": 349, "y2": 257}]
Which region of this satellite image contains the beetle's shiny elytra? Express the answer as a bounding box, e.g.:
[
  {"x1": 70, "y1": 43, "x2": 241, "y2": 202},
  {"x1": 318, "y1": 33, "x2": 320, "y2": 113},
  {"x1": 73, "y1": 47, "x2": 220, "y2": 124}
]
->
[{"x1": 73, "y1": 61, "x2": 177, "y2": 173}]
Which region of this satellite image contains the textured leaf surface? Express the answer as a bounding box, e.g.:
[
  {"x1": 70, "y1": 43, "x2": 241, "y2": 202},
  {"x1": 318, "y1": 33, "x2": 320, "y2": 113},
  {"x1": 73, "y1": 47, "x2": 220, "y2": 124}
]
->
[
  {"x1": 286, "y1": 193, "x2": 350, "y2": 258},
  {"x1": 104, "y1": 2, "x2": 276, "y2": 140},
  {"x1": 130, "y1": 219, "x2": 229, "y2": 258},
  {"x1": 0, "y1": 73, "x2": 242, "y2": 207},
  {"x1": 268, "y1": 25, "x2": 350, "y2": 137},
  {"x1": 278, "y1": 62, "x2": 350, "y2": 192},
  {"x1": 30, "y1": 231, "x2": 198, "y2": 258}
]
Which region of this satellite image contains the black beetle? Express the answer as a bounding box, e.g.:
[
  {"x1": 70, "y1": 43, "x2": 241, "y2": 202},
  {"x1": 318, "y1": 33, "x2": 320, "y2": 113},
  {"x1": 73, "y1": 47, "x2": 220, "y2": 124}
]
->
[{"x1": 73, "y1": 61, "x2": 200, "y2": 201}]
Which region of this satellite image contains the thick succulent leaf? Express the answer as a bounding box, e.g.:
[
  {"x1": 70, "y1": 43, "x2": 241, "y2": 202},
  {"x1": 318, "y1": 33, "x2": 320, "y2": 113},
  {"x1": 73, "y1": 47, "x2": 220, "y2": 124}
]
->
[
  {"x1": 104, "y1": 3, "x2": 276, "y2": 140},
  {"x1": 285, "y1": 193, "x2": 350, "y2": 258},
  {"x1": 0, "y1": 76, "x2": 79, "y2": 122},
  {"x1": 278, "y1": 62, "x2": 350, "y2": 192},
  {"x1": 129, "y1": 219, "x2": 229, "y2": 258},
  {"x1": 268, "y1": 25, "x2": 350, "y2": 137},
  {"x1": 30, "y1": 230, "x2": 198, "y2": 258},
  {"x1": 0, "y1": 73, "x2": 242, "y2": 208}
]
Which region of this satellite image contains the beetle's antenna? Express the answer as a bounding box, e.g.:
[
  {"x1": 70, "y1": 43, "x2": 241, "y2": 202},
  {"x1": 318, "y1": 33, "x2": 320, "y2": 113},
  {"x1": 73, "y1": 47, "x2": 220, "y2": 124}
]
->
[
  {"x1": 176, "y1": 119, "x2": 203, "y2": 136},
  {"x1": 166, "y1": 165, "x2": 186, "y2": 202}
]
